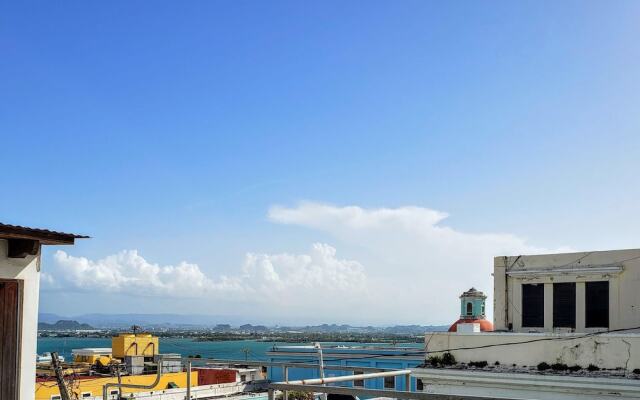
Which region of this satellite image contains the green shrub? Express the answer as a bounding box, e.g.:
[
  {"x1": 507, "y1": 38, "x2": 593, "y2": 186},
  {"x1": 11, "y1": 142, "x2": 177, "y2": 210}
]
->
[
  {"x1": 551, "y1": 363, "x2": 568, "y2": 371},
  {"x1": 441, "y1": 352, "x2": 456, "y2": 366},
  {"x1": 276, "y1": 391, "x2": 313, "y2": 400},
  {"x1": 428, "y1": 355, "x2": 442, "y2": 367},
  {"x1": 633, "y1": 369, "x2": 640, "y2": 375},
  {"x1": 587, "y1": 364, "x2": 600, "y2": 372},
  {"x1": 427, "y1": 352, "x2": 456, "y2": 367},
  {"x1": 469, "y1": 361, "x2": 488, "y2": 368},
  {"x1": 537, "y1": 362, "x2": 550, "y2": 371},
  {"x1": 568, "y1": 365, "x2": 582, "y2": 372}
]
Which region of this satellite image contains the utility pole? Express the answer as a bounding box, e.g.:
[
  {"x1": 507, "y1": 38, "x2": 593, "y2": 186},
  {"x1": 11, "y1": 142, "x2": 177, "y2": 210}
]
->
[
  {"x1": 241, "y1": 347, "x2": 250, "y2": 361},
  {"x1": 51, "y1": 352, "x2": 71, "y2": 400}
]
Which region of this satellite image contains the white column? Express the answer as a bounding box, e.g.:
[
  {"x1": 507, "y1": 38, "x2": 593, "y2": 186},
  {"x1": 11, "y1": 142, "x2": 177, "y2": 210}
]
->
[
  {"x1": 576, "y1": 282, "x2": 586, "y2": 332},
  {"x1": 544, "y1": 283, "x2": 553, "y2": 332}
]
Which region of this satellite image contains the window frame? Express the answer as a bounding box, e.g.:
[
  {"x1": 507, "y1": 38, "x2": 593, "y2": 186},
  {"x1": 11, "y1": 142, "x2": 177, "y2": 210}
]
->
[
  {"x1": 353, "y1": 371, "x2": 364, "y2": 387},
  {"x1": 521, "y1": 283, "x2": 545, "y2": 328},
  {"x1": 585, "y1": 281, "x2": 609, "y2": 328},
  {"x1": 553, "y1": 282, "x2": 576, "y2": 329},
  {"x1": 383, "y1": 375, "x2": 395, "y2": 389}
]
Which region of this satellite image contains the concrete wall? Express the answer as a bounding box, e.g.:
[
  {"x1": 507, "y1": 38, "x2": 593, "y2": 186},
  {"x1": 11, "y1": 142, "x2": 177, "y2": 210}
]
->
[
  {"x1": 493, "y1": 248, "x2": 640, "y2": 333},
  {"x1": 0, "y1": 239, "x2": 40, "y2": 400},
  {"x1": 412, "y1": 368, "x2": 640, "y2": 400},
  {"x1": 425, "y1": 331, "x2": 640, "y2": 371}
]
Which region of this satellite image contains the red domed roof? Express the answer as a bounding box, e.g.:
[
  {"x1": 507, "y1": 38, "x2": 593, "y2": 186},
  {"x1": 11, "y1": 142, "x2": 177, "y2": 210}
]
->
[{"x1": 448, "y1": 318, "x2": 494, "y2": 332}]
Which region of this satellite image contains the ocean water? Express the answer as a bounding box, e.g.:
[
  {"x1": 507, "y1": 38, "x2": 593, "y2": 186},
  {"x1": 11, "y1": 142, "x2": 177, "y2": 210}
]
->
[
  {"x1": 37, "y1": 338, "x2": 422, "y2": 362},
  {"x1": 37, "y1": 338, "x2": 283, "y2": 361}
]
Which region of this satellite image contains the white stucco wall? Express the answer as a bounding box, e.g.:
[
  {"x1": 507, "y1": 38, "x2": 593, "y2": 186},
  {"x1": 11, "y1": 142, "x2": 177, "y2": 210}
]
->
[
  {"x1": 425, "y1": 331, "x2": 640, "y2": 371},
  {"x1": 0, "y1": 239, "x2": 41, "y2": 400},
  {"x1": 493, "y1": 248, "x2": 640, "y2": 333},
  {"x1": 412, "y1": 368, "x2": 640, "y2": 400}
]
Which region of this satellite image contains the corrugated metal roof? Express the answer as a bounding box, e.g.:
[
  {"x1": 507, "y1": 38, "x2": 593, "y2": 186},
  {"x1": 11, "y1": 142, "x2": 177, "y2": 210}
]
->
[{"x1": 0, "y1": 222, "x2": 89, "y2": 245}]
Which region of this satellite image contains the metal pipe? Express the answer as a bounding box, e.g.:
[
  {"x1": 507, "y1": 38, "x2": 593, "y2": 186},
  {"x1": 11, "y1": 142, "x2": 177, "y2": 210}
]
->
[
  {"x1": 405, "y1": 373, "x2": 411, "y2": 392},
  {"x1": 187, "y1": 360, "x2": 192, "y2": 400},
  {"x1": 182, "y1": 358, "x2": 414, "y2": 373},
  {"x1": 283, "y1": 366, "x2": 289, "y2": 400},
  {"x1": 102, "y1": 357, "x2": 163, "y2": 400},
  {"x1": 314, "y1": 342, "x2": 327, "y2": 400},
  {"x1": 284, "y1": 369, "x2": 412, "y2": 385},
  {"x1": 269, "y1": 383, "x2": 509, "y2": 400}
]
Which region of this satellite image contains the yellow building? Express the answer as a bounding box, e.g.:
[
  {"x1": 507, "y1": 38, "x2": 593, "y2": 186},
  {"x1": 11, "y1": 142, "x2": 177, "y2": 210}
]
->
[
  {"x1": 72, "y1": 348, "x2": 113, "y2": 365},
  {"x1": 112, "y1": 334, "x2": 159, "y2": 359},
  {"x1": 35, "y1": 371, "x2": 197, "y2": 400}
]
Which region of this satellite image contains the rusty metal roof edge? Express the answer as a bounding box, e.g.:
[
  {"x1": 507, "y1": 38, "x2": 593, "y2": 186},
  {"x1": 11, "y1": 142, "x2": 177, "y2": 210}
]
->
[{"x1": 0, "y1": 222, "x2": 90, "y2": 242}]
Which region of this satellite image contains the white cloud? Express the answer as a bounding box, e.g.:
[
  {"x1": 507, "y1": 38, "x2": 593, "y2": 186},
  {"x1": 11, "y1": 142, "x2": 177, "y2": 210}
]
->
[
  {"x1": 50, "y1": 202, "x2": 565, "y2": 324},
  {"x1": 53, "y1": 243, "x2": 366, "y2": 309},
  {"x1": 268, "y1": 202, "x2": 564, "y2": 323}
]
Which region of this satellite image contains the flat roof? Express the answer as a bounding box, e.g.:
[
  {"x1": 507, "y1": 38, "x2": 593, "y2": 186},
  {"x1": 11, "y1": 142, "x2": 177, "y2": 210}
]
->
[
  {"x1": 0, "y1": 222, "x2": 89, "y2": 245},
  {"x1": 72, "y1": 348, "x2": 113, "y2": 355}
]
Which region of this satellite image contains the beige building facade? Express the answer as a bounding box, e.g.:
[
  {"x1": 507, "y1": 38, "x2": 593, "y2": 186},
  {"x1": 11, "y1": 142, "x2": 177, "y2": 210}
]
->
[{"x1": 493, "y1": 248, "x2": 640, "y2": 333}]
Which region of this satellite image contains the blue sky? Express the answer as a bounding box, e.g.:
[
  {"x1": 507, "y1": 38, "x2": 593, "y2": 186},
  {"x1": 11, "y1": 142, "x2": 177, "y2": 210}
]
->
[{"x1": 1, "y1": 1, "x2": 639, "y2": 325}]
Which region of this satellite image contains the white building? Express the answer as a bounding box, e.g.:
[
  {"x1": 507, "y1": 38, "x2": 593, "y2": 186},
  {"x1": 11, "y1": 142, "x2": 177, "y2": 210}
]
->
[
  {"x1": 494, "y1": 248, "x2": 640, "y2": 333},
  {"x1": 413, "y1": 248, "x2": 640, "y2": 400},
  {"x1": 0, "y1": 223, "x2": 86, "y2": 400}
]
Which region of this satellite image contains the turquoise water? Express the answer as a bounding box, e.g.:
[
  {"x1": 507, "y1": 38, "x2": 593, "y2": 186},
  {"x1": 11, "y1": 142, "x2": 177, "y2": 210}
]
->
[
  {"x1": 37, "y1": 338, "x2": 422, "y2": 362},
  {"x1": 37, "y1": 338, "x2": 284, "y2": 361}
]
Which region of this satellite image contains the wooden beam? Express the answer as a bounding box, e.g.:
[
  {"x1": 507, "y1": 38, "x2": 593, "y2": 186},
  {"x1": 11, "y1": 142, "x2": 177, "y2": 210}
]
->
[{"x1": 7, "y1": 239, "x2": 39, "y2": 258}]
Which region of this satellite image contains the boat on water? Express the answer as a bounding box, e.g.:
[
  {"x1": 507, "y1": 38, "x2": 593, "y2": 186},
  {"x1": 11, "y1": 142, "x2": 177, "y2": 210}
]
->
[{"x1": 35, "y1": 332, "x2": 268, "y2": 400}]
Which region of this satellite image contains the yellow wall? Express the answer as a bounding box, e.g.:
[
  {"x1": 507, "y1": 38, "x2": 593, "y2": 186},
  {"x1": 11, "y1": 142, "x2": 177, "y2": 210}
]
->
[
  {"x1": 73, "y1": 354, "x2": 113, "y2": 364},
  {"x1": 35, "y1": 372, "x2": 197, "y2": 400},
  {"x1": 112, "y1": 334, "x2": 159, "y2": 359}
]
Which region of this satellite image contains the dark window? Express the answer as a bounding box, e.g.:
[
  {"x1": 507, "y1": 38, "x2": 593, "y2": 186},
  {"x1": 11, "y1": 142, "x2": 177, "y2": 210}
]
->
[
  {"x1": 522, "y1": 284, "x2": 544, "y2": 327},
  {"x1": 586, "y1": 281, "x2": 609, "y2": 328},
  {"x1": 466, "y1": 302, "x2": 473, "y2": 316},
  {"x1": 240, "y1": 374, "x2": 246, "y2": 382},
  {"x1": 553, "y1": 283, "x2": 576, "y2": 328},
  {"x1": 384, "y1": 376, "x2": 395, "y2": 389},
  {"x1": 353, "y1": 371, "x2": 364, "y2": 387},
  {"x1": 416, "y1": 379, "x2": 424, "y2": 391}
]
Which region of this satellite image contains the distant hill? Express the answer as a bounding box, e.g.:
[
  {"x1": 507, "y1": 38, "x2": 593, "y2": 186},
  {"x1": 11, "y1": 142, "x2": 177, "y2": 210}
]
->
[
  {"x1": 38, "y1": 313, "x2": 449, "y2": 332},
  {"x1": 38, "y1": 320, "x2": 95, "y2": 331}
]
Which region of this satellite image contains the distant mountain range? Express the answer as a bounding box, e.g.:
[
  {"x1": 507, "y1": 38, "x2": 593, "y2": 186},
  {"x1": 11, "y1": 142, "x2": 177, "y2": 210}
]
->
[
  {"x1": 38, "y1": 313, "x2": 448, "y2": 333},
  {"x1": 38, "y1": 320, "x2": 95, "y2": 331}
]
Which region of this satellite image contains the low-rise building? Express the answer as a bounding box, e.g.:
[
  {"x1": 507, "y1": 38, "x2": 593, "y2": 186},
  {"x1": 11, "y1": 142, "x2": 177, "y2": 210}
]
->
[
  {"x1": 0, "y1": 223, "x2": 86, "y2": 400},
  {"x1": 267, "y1": 344, "x2": 424, "y2": 390}
]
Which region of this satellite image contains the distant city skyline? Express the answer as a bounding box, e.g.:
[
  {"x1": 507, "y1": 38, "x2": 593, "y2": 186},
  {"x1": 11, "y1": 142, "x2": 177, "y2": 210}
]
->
[{"x1": 2, "y1": 1, "x2": 640, "y2": 324}]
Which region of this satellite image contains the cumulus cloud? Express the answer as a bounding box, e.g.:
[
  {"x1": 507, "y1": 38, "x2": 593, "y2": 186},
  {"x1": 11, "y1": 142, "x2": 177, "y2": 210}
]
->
[
  {"x1": 269, "y1": 202, "x2": 563, "y2": 323},
  {"x1": 49, "y1": 202, "x2": 564, "y2": 324},
  {"x1": 53, "y1": 243, "x2": 366, "y2": 307}
]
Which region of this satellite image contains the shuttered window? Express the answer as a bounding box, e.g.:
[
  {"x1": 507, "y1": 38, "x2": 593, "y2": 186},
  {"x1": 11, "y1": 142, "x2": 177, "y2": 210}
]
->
[
  {"x1": 585, "y1": 281, "x2": 609, "y2": 328},
  {"x1": 553, "y1": 282, "x2": 576, "y2": 328},
  {"x1": 0, "y1": 280, "x2": 21, "y2": 400},
  {"x1": 522, "y1": 284, "x2": 544, "y2": 327}
]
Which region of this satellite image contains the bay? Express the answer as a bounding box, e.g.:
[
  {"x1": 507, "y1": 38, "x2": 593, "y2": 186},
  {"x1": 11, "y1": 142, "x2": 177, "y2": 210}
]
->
[{"x1": 37, "y1": 337, "x2": 422, "y2": 362}]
